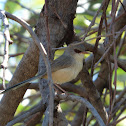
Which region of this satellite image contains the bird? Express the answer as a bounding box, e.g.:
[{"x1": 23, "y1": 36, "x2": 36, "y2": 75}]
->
[{"x1": 0, "y1": 43, "x2": 87, "y2": 94}]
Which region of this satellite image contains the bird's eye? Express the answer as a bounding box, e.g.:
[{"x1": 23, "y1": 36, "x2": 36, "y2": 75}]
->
[{"x1": 74, "y1": 49, "x2": 82, "y2": 53}]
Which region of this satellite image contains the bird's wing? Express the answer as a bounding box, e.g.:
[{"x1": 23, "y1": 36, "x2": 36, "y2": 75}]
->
[
  {"x1": 0, "y1": 54, "x2": 73, "y2": 94},
  {"x1": 50, "y1": 54, "x2": 74, "y2": 72}
]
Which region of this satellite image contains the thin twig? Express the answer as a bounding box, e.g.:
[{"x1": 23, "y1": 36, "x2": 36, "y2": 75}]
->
[
  {"x1": 119, "y1": 0, "x2": 126, "y2": 12},
  {"x1": 112, "y1": 104, "x2": 126, "y2": 123},
  {"x1": 6, "y1": 101, "x2": 45, "y2": 126},
  {"x1": 91, "y1": 11, "x2": 104, "y2": 77},
  {"x1": 0, "y1": 52, "x2": 24, "y2": 57},
  {"x1": 0, "y1": 10, "x2": 13, "y2": 89},
  {"x1": 82, "y1": 107, "x2": 88, "y2": 126},
  {"x1": 11, "y1": 0, "x2": 38, "y2": 15},
  {"x1": 42, "y1": 107, "x2": 49, "y2": 126},
  {"x1": 117, "y1": 32, "x2": 126, "y2": 57},
  {"x1": 44, "y1": 1, "x2": 54, "y2": 126},
  {"x1": 57, "y1": 94, "x2": 106, "y2": 126},
  {"x1": 107, "y1": 1, "x2": 120, "y2": 123},
  {"x1": 94, "y1": 24, "x2": 126, "y2": 68},
  {"x1": 112, "y1": 97, "x2": 126, "y2": 118},
  {"x1": 115, "y1": 87, "x2": 126, "y2": 104},
  {"x1": 87, "y1": 10, "x2": 126, "y2": 37},
  {"x1": 91, "y1": 0, "x2": 110, "y2": 77},
  {"x1": 82, "y1": 0, "x2": 106, "y2": 41},
  {"x1": 112, "y1": 115, "x2": 126, "y2": 125}
]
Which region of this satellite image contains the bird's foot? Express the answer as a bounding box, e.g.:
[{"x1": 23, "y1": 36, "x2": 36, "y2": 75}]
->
[{"x1": 54, "y1": 83, "x2": 68, "y2": 95}]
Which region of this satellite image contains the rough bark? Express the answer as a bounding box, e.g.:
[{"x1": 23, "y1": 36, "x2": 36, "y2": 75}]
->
[
  {"x1": 36, "y1": 0, "x2": 78, "y2": 125},
  {"x1": 0, "y1": 0, "x2": 78, "y2": 125},
  {"x1": 79, "y1": 63, "x2": 108, "y2": 124},
  {"x1": 0, "y1": 42, "x2": 39, "y2": 125},
  {"x1": 53, "y1": 103, "x2": 69, "y2": 126}
]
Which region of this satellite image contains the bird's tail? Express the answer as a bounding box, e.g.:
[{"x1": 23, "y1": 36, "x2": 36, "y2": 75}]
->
[{"x1": 0, "y1": 73, "x2": 43, "y2": 94}]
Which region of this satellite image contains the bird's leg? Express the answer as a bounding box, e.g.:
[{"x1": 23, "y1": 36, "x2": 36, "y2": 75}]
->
[{"x1": 54, "y1": 83, "x2": 67, "y2": 94}]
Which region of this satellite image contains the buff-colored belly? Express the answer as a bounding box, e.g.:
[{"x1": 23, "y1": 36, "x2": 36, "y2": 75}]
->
[
  {"x1": 52, "y1": 68, "x2": 78, "y2": 84},
  {"x1": 44, "y1": 62, "x2": 83, "y2": 84}
]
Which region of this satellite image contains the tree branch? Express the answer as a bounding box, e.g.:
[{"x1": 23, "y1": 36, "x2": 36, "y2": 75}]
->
[{"x1": 56, "y1": 94, "x2": 106, "y2": 126}]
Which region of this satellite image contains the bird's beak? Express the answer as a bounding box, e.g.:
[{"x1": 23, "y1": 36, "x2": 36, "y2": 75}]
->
[{"x1": 81, "y1": 51, "x2": 89, "y2": 54}]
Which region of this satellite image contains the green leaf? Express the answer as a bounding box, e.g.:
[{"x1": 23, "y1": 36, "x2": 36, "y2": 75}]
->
[{"x1": 4, "y1": 0, "x2": 21, "y2": 13}]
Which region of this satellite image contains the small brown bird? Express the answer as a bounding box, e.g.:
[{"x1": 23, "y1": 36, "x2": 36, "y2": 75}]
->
[{"x1": 0, "y1": 43, "x2": 86, "y2": 94}]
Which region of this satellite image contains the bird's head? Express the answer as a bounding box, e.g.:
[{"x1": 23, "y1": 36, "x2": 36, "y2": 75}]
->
[{"x1": 65, "y1": 42, "x2": 87, "y2": 56}]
